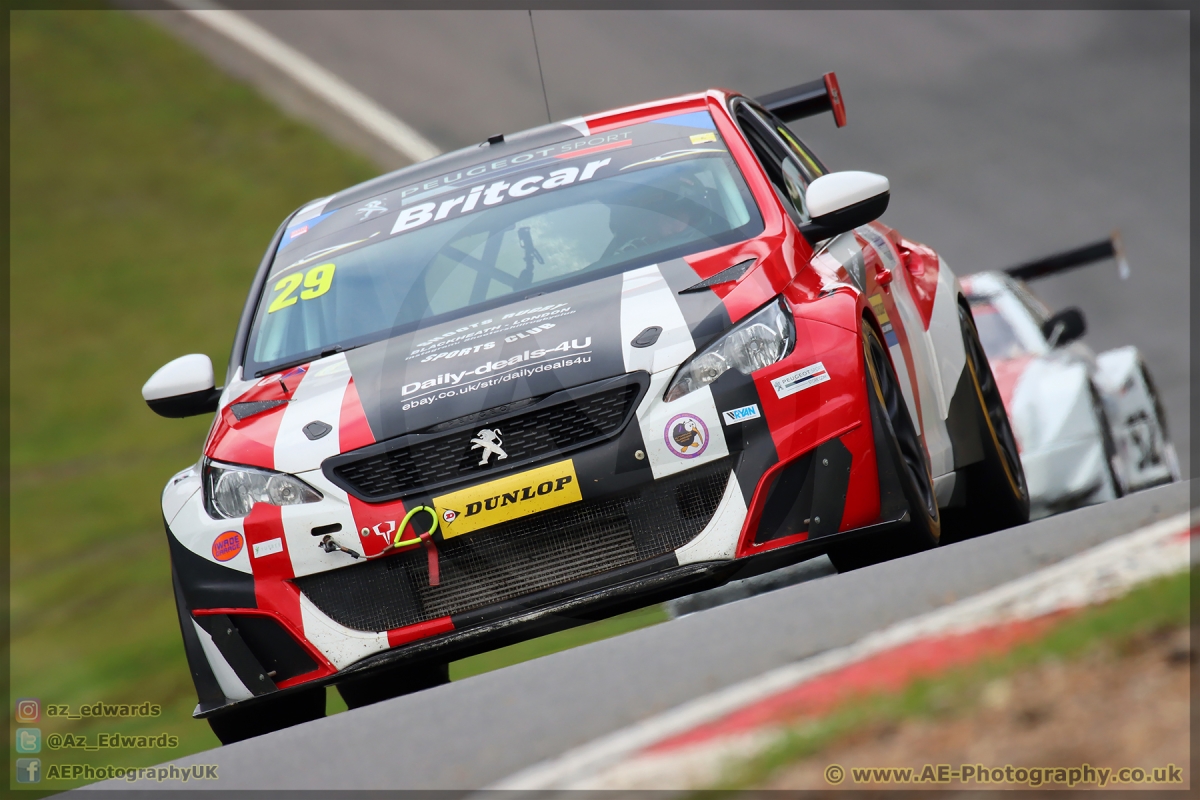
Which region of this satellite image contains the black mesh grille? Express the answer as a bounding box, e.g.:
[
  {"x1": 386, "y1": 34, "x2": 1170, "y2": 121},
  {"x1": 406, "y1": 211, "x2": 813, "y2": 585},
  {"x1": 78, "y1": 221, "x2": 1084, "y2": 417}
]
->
[
  {"x1": 328, "y1": 381, "x2": 642, "y2": 501},
  {"x1": 294, "y1": 459, "x2": 732, "y2": 631}
]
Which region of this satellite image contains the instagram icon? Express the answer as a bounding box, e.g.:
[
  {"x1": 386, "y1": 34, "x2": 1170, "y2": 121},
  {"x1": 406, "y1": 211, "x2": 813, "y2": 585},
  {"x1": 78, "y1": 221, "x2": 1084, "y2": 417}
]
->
[{"x1": 15, "y1": 698, "x2": 40, "y2": 723}]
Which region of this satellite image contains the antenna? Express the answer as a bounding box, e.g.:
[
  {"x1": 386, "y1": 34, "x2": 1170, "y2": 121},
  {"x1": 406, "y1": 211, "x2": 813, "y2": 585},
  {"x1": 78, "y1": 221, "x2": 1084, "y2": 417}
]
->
[{"x1": 528, "y1": 10, "x2": 552, "y2": 124}]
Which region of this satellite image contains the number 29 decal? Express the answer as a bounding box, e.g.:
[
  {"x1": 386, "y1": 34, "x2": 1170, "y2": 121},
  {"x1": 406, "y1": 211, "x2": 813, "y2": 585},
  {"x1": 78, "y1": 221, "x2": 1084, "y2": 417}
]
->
[{"x1": 267, "y1": 263, "x2": 336, "y2": 314}]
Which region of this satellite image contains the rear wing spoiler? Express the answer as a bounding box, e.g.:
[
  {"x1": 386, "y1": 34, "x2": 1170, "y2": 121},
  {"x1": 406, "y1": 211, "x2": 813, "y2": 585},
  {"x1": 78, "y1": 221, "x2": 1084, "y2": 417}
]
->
[
  {"x1": 1004, "y1": 231, "x2": 1130, "y2": 282},
  {"x1": 757, "y1": 72, "x2": 847, "y2": 127}
]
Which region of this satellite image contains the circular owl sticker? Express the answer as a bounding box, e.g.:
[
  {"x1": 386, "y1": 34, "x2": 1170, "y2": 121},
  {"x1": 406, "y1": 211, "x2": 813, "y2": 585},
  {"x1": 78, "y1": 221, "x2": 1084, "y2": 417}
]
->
[{"x1": 664, "y1": 413, "x2": 709, "y2": 459}]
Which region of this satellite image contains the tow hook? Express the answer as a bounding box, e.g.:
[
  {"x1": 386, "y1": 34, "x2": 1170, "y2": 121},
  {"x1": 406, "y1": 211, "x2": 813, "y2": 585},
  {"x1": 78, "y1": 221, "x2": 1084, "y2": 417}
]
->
[{"x1": 319, "y1": 535, "x2": 361, "y2": 559}]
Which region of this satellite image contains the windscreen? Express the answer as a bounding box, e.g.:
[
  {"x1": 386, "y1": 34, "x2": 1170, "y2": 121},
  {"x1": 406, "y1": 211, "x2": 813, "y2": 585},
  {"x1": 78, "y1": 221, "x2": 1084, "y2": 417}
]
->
[
  {"x1": 970, "y1": 301, "x2": 1029, "y2": 360},
  {"x1": 246, "y1": 111, "x2": 763, "y2": 376}
]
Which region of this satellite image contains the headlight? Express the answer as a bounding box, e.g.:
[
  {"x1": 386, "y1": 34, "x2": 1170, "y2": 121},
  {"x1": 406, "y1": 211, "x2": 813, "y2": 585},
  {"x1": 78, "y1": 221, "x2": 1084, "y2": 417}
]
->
[
  {"x1": 202, "y1": 459, "x2": 322, "y2": 520},
  {"x1": 665, "y1": 297, "x2": 795, "y2": 402}
]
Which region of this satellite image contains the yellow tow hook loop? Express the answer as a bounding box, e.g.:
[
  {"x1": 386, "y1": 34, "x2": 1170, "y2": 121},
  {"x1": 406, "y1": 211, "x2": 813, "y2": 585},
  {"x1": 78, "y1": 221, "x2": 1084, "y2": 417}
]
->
[
  {"x1": 381, "y1": 505, "x2": 442, "y2": 586},
  {"x1": 386, "y1": 505, "x2": 440, "y2": 550}
]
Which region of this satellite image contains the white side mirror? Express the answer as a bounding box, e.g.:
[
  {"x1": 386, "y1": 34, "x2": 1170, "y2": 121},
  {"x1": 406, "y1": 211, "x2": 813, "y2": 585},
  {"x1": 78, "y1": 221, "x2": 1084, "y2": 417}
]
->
[
  {"x1": 806, "y1": 171, "x2": 889, "y2": 218},
  {"x1": 143, "y1": 354, "x2": 221, "y2": 418},
  {"x1": 800, "y1": 171, "x2": 890, "y2": 243}
]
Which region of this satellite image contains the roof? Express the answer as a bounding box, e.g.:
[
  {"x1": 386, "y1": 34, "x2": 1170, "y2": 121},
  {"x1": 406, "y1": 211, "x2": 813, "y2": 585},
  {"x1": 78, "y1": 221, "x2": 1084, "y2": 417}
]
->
[{"x1": 308, "y1": 90, "x2": 726, "y2": 220}]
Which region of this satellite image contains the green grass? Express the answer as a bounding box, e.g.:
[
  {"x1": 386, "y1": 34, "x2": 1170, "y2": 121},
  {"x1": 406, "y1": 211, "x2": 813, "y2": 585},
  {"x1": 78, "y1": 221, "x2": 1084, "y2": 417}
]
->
[
  {"x1": 449, "y1": 605, "x2": 669, "y2": 681},
  {"x1": 322, "y1": 605, "x2": 669, "y2": 715},
  {"x1": 10, "y1": 13, "x2": 669, "y2": 790},
  {"x1": 9, "y1": 9, "x2": 379, "y2": 791},
  {"x1": 704, "y1": 569, "x2": 1192, "y2": 793}
]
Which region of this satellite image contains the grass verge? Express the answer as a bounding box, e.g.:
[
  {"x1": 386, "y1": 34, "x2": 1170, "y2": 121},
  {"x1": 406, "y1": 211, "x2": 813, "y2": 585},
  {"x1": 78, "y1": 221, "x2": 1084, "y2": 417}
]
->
[
  {"x1": 703, "y1": 568, "x2": 1191, "y2": 792},
  {"x1": 10, "y1": 8, "x2": 370, "y2": 791},
  {"x1": 10, "y1": 12, "x2": 670, "y2": 790},
  {"x1": 449, "y1": 604, "x2": 669, "y2": 681},
  {"x1": 324, "y1": 604, "x2": 670, "y2": 715}
]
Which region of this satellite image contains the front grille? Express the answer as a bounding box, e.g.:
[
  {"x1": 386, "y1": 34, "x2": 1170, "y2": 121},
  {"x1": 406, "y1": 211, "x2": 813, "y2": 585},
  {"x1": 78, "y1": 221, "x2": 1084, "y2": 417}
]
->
[
  {"x1": 294, "y1": 459, "x2": 732, "y2": 631},
  {"x1": 325, "y1": 377, "x2": 645, "y2": 502}
]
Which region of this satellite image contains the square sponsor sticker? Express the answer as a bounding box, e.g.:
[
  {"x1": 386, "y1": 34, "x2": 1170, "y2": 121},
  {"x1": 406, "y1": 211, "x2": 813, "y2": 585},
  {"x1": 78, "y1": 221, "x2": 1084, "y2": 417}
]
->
[
  {"x1": 721, "y1": 404, "x2": 761, "y2": 425},
  {"x1": 252, "y1": 538, "x2": 284, "y2": 558},
  {"x1": 771, "y1": 362, "x2": 830, "y2": 399}
]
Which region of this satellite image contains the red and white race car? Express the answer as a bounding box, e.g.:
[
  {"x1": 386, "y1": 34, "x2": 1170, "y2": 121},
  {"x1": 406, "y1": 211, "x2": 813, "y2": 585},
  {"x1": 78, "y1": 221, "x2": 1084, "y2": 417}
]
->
[
  {"x1": 143, "y1": 74, "x2": 1028, "y2": 743},
  {"x1": 961, "y1": 236, "x2": 1179, "y2": 517}
]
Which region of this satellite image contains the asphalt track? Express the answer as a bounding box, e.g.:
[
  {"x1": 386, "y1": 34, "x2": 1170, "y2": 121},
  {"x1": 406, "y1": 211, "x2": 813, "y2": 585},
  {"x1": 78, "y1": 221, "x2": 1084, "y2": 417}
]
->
[
  {"x1": 100, "y1": 9, "x2": 1191, "y2": 792},
  {"x1": 89, "y1": 481, "x2": 1189, "y2": 791},
  {"x1": 205, "y1": 8, "x2": 1191, "y2": 478}
]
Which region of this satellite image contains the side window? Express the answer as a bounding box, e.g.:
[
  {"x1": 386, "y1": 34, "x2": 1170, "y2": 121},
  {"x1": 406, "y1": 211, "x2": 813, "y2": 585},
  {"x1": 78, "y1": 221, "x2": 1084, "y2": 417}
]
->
[
  {"x1": 1010, "y1": 280, "x2": 1052, "y2": 326},
  {"x1": 735, "y1": 104, "x2": 810, "y2": 225},
  {"x1": 763, "y1": 110, "x2": 829, "y2": 181}
]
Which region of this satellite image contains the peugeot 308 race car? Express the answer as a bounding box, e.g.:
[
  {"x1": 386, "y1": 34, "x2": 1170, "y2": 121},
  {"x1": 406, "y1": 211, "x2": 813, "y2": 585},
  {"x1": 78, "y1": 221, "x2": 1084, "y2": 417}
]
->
[{"x1": 143, "y1": 74, "x2": 1029, "y2": 743}]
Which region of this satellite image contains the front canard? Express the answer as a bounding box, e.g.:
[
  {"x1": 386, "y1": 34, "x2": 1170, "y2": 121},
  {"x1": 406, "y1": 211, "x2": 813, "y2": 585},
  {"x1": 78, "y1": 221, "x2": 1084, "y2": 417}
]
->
[{"x1": 433, "y1": 460, "x2": 582, "y2": 538}]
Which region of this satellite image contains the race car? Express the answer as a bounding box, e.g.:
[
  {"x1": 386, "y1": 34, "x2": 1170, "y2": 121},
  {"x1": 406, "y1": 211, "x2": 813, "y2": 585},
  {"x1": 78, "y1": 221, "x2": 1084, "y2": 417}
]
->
[
  {"x1": 142, "y1": 73, "x2": 1029, "y2": 743},
  {"x1": 961, "y1": 235, "x2": 1179, "y2": 518}
]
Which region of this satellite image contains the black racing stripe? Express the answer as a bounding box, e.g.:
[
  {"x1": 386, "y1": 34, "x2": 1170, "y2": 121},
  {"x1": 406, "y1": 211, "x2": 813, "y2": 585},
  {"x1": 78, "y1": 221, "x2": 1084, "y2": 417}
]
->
[
  {"x1": 167, "y1": 524, "x2": 257, "y2": 611},
  {"x1": 344, "y1": 337, "x2": 401, "y2": 446},
  {"x1": 659, "y1": 257, "x2": 768, "y2": 506},
  {"x1": 657, "y1": 257, "x2": 733, "y2": 348},
  {"x1": 709, "y1": 366, "x2": 776, "y2": 507},
  {"x1": 345, "y1": 275, "x2": 628, "y2": 441},
  {"x1": 170, "y1": 564, "x2": 226, "y2": 711}
]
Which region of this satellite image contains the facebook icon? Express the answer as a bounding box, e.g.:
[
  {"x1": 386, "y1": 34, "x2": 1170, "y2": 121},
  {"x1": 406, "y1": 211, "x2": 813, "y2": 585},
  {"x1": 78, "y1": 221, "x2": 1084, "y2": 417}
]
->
[{"x1": 16, "y1": 758, "x2": 41, "y2": 783}]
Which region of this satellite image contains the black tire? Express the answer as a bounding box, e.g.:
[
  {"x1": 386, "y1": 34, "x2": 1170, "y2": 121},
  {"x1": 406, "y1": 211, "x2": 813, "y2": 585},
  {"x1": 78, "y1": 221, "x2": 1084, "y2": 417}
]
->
[
  {"x1": 1136, "y1": 362, "x2": 1180, "y2": 484},
  {"x1": 336, "y1": 660, "x2": 450, "y2": 710},
  {"x1": 940, "y1": 304, "x2": 1030, "y2": 542},
  {"x1": 1089, "y1": 383, "x2": 1125, "y2": 499},
  {"x1": 1140, "y1": 362, "x2": 1173, "y2": 453},
  {"x1": 827, "y1": 321, "x2": 940, "y2": 572},
  {"x1": 207, "y1": 686, "x2": 326, "y2": 745}
]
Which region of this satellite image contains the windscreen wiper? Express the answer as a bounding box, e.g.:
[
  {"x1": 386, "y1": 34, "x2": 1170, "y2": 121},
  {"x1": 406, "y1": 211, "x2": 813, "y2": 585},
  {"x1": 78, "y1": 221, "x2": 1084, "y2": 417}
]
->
[{"x1": 256, "y1": 345, "x2": 345, "y2": 378}]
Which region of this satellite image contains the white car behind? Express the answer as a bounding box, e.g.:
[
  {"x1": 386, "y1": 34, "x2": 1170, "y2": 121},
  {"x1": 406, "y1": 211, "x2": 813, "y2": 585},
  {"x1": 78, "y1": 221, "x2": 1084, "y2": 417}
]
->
[{"x1": 962, "y1": 255, "x2": 1177, "y2": 518}]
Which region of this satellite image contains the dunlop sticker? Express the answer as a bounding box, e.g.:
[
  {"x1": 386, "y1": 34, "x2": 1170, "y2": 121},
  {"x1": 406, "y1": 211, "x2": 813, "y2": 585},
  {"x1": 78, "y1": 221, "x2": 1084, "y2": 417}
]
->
[{"x1": 433, "y1": 460, "x2": 582, "y2": 538}]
